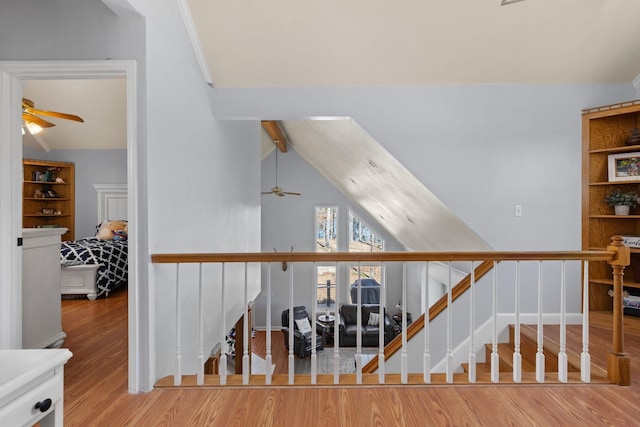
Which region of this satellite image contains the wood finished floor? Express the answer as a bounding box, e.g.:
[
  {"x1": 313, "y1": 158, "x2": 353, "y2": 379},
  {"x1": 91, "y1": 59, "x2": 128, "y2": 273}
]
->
[{"x1": 62, "y1": 290, "x2": 640, "y2": 426}]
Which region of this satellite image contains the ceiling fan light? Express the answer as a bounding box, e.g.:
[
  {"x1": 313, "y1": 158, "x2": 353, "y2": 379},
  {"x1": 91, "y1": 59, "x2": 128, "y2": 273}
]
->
[
  {"x1": 21, "y1": 126, "x2": 25, "y2": 135},
  {"x1": 25, "y1": 121, "x2": 43, "y2": 135}
]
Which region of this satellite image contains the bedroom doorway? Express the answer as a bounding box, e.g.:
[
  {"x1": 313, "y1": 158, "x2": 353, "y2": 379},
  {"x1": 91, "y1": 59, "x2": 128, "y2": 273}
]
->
[{"x1": 0, "y1": 60, "x2": 141, "y2": 392}]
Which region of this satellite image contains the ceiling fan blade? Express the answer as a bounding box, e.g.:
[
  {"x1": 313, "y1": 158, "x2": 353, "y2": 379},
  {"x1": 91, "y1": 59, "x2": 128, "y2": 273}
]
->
[
  {"x1": 27, "y1": 108, "x2": 84, "y2": 123},
  {"x1": 22, "y1": 98, "x2": 84, "y2": 123},
  {"x1": 282, "y1": 192, "x2": 301, "y2": 196},
  {"x1": 23, "y1": 112, "x2": 56, "y2": 128},
  {"x1": 261, "y1": 191, "x2": 274, "y2": 195}
]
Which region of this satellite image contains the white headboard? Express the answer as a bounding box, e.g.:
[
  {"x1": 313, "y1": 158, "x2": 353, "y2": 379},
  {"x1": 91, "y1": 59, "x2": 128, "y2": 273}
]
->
[{"x1": 94, "y1": 184, "x2": 128, "y2": 223}]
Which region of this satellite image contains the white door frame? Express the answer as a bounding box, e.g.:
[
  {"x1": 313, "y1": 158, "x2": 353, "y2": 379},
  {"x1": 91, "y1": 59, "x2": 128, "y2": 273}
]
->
[{"x1": 0, "y1": 60, "x2": 141, "y2": 392}]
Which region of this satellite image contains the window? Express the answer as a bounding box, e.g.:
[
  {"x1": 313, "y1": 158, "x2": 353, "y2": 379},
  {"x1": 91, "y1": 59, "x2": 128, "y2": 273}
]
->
[
  {"x1": 315, "y1": 206, "x2": 338, "y2": 253},
  {"x1": 315, "y1": 207, "x2": 337, "y2": 310},
  {"x1": 316, "y1": 265, "x2": 336, "y2": 310},
  {"x1": 348, "y1": 211, "x2": 383, "y2": 303}
]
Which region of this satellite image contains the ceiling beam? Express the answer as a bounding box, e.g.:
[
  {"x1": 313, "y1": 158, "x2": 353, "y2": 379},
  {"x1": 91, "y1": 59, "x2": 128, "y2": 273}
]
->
[{"x1": 261, "y1": 120, "x2": 287, "y2": 153}]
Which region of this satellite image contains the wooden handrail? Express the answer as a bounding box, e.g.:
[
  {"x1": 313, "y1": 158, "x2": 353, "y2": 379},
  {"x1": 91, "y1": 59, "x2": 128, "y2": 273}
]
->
[
  {"x1": 151, "y1": 250, "x2": 616, "y2": 264},
  {"x1": 151, "y1": 244, "x2": 627, "y2": 385}
]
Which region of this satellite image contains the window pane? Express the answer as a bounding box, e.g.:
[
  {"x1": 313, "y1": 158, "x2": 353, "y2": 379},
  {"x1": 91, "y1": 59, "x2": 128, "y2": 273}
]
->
[
  {"x1": 349, "y1": 212, "x2": 383, "y2": 252},
  {"x1": 317, "y1": 265, "x2": 336, "y2": 309},
  {"x1": 348, "y1": 212, "x2": 384, "y2": 303},
  {"x1": 316, "y1": 206, "x2": 338, "y2": 252}
]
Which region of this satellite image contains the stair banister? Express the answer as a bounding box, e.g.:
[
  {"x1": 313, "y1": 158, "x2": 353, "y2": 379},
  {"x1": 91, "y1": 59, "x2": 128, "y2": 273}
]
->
[
  {"x1": 607, "y1": 236, "x2": 631, "y2": 386},
  {"x1": 151, "y1": 248, "x2": 625, "y2": 386}
]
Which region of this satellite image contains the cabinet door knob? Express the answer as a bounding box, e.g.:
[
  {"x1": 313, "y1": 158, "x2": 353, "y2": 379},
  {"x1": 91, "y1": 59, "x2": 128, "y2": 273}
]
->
[{"x1": 35, "y1": 398, "x2": 52, "y2": 413}]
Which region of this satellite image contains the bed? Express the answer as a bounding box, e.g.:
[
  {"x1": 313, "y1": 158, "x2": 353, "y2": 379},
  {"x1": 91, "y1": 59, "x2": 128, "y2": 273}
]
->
[{"x1": 60, "y1": 184, "x2": 128, "y2": 299}]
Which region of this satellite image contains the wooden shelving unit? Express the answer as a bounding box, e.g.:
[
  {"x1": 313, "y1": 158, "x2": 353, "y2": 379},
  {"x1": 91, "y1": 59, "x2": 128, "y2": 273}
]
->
[
  {"x1": 582, "y1": 100, "x2": 640, "y2": 311},
  {"x1": 22, "y1": 159, "x2": 75, "y2": 241}
]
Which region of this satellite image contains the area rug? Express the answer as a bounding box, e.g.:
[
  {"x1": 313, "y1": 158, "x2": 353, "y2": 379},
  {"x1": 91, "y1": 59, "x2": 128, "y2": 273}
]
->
[{"x1": 295, "y1": 347, "x2": 379, "y2": 374}]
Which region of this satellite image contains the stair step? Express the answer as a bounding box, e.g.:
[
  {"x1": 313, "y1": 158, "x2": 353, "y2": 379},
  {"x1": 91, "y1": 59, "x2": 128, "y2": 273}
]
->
[{"x1": 464, "y1": 324, "x2": 607, "y2": 378}]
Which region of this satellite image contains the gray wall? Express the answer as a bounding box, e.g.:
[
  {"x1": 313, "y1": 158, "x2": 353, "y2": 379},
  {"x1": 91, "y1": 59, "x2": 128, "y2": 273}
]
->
[
  {"x1": 214, "y1": 84, "x2": 636, "y2": 253},
  {"x1": 49, "y1": 149, "x2": 127, "y2": 238},
  {"x1": 217, "y1": 84, "x2": 637, "y2": 362}
]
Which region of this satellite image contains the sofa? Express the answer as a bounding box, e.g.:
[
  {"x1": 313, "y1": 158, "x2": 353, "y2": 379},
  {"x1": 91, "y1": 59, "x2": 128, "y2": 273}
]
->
[{"x1": 338, "y1": 304, "x2": 393, "y2": 347}]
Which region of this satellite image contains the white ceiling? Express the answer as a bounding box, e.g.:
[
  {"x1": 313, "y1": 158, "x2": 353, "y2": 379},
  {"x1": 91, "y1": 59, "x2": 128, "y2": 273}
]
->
[
  {"x1": 186, "y1": 0, "x2": 640, "y2": 87},
  {"x1": 22, "y1": 79, "x2": 126, "y2": 151}
]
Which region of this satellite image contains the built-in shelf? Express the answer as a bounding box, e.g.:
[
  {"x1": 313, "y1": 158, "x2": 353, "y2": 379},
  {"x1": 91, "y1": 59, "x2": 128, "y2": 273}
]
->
[
  {"x1": 590, "y1": 278, "x2": 640, "y2": 290},
  {"x1": 582, "y1": 100, "x2": 640, "y2": 312},
  {"x1": 589, "y1": 144, "x2": 640, "y2": 154},
  {"x1": 589, "y1": 215, "x2": 640, "y2": 219},
  {"x1": 23, "y1": 159, "x2": 75, "y2": 240},
  {"x1": 590, "y1": 181, "x2": 640, "y2": 186},
  {"x1": 24, "y1": 197, "x2": 70, "y2": 201}
]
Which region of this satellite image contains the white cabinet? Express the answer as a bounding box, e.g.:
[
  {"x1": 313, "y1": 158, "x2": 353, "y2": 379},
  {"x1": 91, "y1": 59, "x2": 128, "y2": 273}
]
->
[
  {"x1": 0, "y1": 349, "x2": 72, "y2": 427},
  {"x1": 22, "y1": 228, "x2": 67, "y2": 349}
]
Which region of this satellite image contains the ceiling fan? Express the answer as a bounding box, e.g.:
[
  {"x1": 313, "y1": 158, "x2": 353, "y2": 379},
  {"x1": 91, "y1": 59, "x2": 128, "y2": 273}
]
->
[
  {"x1": 22, "y1": 98, "x2": 84, "y2": 134},
  {"x1": 261, "y1": 147, "x2": 301, "y2": 197}
]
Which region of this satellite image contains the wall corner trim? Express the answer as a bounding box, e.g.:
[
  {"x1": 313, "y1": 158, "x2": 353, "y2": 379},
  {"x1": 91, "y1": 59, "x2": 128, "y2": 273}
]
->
[
  {"x1": 633, "y1": 73, "x2": 640, "y2": 92},
  {"x1": 177, "y1": 0, "x2": 215, "y2": 87}
]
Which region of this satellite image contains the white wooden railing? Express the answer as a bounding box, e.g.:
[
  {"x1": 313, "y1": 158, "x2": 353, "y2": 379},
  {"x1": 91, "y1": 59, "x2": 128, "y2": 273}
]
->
[{"x1": 151, "y1": 236, "x2": 630, "y2": 387}]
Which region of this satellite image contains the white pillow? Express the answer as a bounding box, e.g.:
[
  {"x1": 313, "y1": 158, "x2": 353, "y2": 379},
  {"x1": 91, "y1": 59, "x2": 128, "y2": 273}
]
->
[
  {"x1": 295, "y1": 317, "x2": 312, "y2": 333},
  {"x1": 368, "y1": 312, "x2": 380, "y2": 326}
]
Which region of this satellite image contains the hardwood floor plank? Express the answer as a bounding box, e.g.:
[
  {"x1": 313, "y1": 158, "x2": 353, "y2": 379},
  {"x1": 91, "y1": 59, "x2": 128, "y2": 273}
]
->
[{"x1": 61, "y1": 291, "x2": 640, "y2": 426}]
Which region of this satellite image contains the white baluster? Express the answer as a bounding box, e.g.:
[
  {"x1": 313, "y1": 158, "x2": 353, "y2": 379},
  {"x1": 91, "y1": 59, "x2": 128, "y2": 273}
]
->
[
  {"x1": 311, "y1": 262, "x2": 317, "y2": 385},
  {"x1": 242, "y1": 263, "x2": 249, "y2": 385},
  {"x1": 334, "y1": 263, "x2": 340, "y2": 385},
  {"x1": 446, "y1": 261, "x2": 453, "y2": 384},
  {"x1": 581, "y1": 261, "x2": 590, "y2": 383},
  {"x1": 219, "y1": 263, "x2": 227, "y2": 385},
  {"x1": 536, "y1": 261, "x2": 545, "y2": 383},
  {"x1": 513, "y1": 261, "x2": 522, "y2": 383},
  {"x1": 174, "y1": 264, "x2": 181, "y2": 386},
  {"x1": 266, "y1": 263, "x2": 272, "y2": 385},
  {"x1": 491, "y1": 261, "x2": 499, "y2": 383},
  {"x1": 197, "y1": 263, "x2": 204, "y2": 385},
  {"x1": 468, "y1": 261, "x2": 476, "y2": 384},
  {"x1": 378, "y1": 262, "x2": 386, "y2": 384},
  {"x1": 423, "y1": 261, "x2": 431, "y2": 384},
  {"x1": 558, "y1": 261, "x2": 568, "y2": 383},
  {"x1": 356, "y1": 262, "x2": 362, "y2": 385},
  {"x1": 401, "y1": 262, "x2": 408, "y2": 384},
  {"x1": 288, "y1": 263, "x2": 295, "y2": 385}
]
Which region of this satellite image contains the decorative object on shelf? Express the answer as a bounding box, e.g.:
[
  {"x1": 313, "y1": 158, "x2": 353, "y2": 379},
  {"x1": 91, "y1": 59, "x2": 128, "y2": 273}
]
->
[
  {"x1": 621, "y1": 236, "x2": 640, "y2": 248},
  {"x1": 23, "y1": 159, "x2": 75, "y2": 240},
  {"x1": 608, "y1": 151, "x2": 640, "y2": 182},
  {"x1": 625, "y1": 128, "x2": 640, "y2": 146},
  {"x1": 604, "y1": 189, "x2": 638, "y2": 215}
]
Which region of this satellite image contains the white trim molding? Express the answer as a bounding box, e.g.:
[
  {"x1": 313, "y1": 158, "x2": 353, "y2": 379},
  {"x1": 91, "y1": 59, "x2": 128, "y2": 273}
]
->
[
  {"x1": 0, "y1": 60, "x2": 142, "y2": 393},
  {"x1": 94, "y1": 183, "x2": 128, "y2": 223},
  {"x1": 633, "y1": 73, "x2": 640, "y2": 95},
  {"x1": 177, "y1": 0, "x2": 214, "y2": 86}
]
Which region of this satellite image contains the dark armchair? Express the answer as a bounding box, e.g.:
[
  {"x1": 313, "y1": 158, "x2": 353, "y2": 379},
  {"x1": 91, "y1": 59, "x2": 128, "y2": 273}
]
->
[{"x1": 281, "y1": 306, "x2": 327, "y2": 358}]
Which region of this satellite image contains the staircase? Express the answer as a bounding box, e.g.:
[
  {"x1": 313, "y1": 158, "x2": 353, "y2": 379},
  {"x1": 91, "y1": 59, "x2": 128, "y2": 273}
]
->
[{"x1": 462, "y1": 324, "x2": 609, "y2": 383}]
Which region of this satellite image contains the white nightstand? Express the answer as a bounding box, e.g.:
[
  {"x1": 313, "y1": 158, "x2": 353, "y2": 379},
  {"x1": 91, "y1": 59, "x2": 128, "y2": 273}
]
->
[{"x1": 0, "y1": 349, "x2": 72, "y2": 427}]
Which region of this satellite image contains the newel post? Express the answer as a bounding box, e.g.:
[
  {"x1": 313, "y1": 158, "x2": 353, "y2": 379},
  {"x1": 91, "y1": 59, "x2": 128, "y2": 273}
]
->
[{"x1": 607, "y1": 235, "x2": 631, "y2": 386}]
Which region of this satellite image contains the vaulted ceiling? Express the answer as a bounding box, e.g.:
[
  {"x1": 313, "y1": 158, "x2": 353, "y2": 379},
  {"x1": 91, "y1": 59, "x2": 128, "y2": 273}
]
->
[{"x1": 186, "y1": 0, "x2": 640, "y2": 87}]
